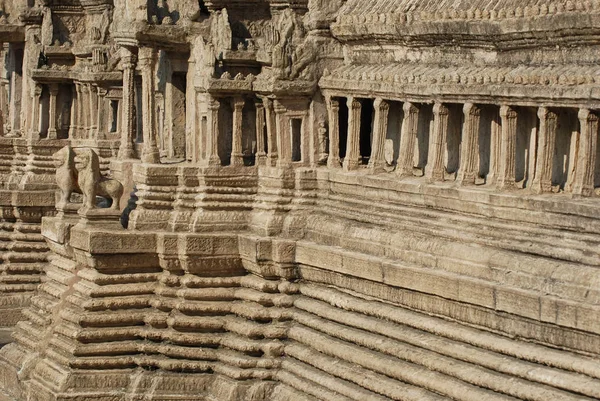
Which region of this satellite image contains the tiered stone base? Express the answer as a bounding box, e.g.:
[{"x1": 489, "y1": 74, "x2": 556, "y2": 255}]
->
[
  {"x1": 2, "y1": 168, "x2": 600, "y2": 401},
  {"x1": 0, "y1": 190, "x2": 54, "y2": 344}
]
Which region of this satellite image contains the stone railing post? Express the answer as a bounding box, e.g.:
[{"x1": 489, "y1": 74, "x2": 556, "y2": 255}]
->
[
  {"x1": 274, "y1": 100, "x2": 290, "y2": 167},
  {"x1": 457, "y1": 103, "x2": 481, "y2": 185},
  {"x1": 426, "y1": 102, "x2": 450, "y2": 182},
  {"x1": 368, "y1": 98, "x2": 390, "y2": 173},
  {"x1": 118, "y1": 48, "x2": 137, "y2": 159},
  {"x1": 264, "y1": 98, "x2": 278, "y2": 167},
  {"x1": 572, "y1": 109, "x2": 599, "y2": 196},
  {"x1": 396, "y1": 102, "x2": 419, "y2": 177},
  {"x1": 139, "y1": 47, "x2": 160, "y2": 164},
  {"x1": 255, "y1": 101, "x2": 267, "y2": 165},
  {"x1": 231, "y1": 96, "x2": 245, "y2": 166},
  {"x1": 343, "y1": 97, "x2": 362, "y2": 171},
  {"x1": 47, "y1": 83, "x2": 59, "y2": 139},
  {"x1": 531, "y1": 106, "x2": 557, "y2": 193},
  {"x1": 497, "y1": 105, "x2": 518, "y2": 190},
  {"x1": 29, "y1": 84, "x2": 42, "y2": 140},
  {"x1": 207, "y1": 97, "x2": 221, "y2": 166},
  {"x1": 327, "y1": 96, "x2": 340, "y2": 169}
]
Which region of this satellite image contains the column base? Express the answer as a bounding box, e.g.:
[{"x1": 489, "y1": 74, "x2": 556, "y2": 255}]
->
[
  {"x1": 342, "y1": 158, "x2": 360, "y2": 172},
  {"x1": 141, "y1": 148, "x2": 161, "y2": 164},
  {"x1": 231, "y1": 153, "x2": 245, "y2": 166}
]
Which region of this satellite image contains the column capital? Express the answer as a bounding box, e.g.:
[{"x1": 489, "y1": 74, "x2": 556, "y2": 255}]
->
[
  {"x1": 403, "y1": 101, "x2": 418, "y2": 114},
  {"x1": 274, "y1": 100, "x2": 286, "y2": 114},
  {"x1": 538, "y1": 106, "x2": 557, "y2": 120},
  {"x1": 348, "y1": 97, "x2": 361, "y2": 110},
  {"x1": 138, "y1": 47, "x2": 158, "y2": 68},
  {"x1": 329, "y1": 98, "x2": 340, "y2": 110},
  {"x1": 500, "y1": 104, "x2": 517, "y2": 119},
  {"x1": 463, "y1": 102, "x2": 480, "y2": 116},
  {"x1": 433, "y1": 102, "x2": 449, "y2": 115},
  {"x1": 48, "y1": 83, "x2": 59, "y2": 95},
  {"x1": 31, "y1": 83, "x2": 42, "y2": 98},
  {"x1": 374, "y1": 98, "x2": 390, "y2": 111},
  {"x1": 232, "y1": 96, "x2": 245, "y2": 110},
  {"x1": 208, "y1": 98, "x2": 221, "y2": 111}
]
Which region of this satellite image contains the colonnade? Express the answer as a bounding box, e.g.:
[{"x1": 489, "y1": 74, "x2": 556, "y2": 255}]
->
[
  {"x1": 199, "y1": 95, "x2": 309, "y2": 168},
  {"x1": 326, "y1": 96, "x2": 600, "y2": 196}
]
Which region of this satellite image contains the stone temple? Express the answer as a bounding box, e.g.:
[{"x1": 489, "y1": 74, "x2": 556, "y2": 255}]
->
[{"x1": 0, "y1": 0, "x2": 600, "y2": 400}]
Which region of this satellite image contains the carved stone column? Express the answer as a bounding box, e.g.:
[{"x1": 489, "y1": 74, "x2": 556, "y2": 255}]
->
[
  {"x1": 264, "y1": 98, "x2": 278, "y2": 167},
  {"x1": 487, "y1": 111, "x2": 503, "y2": 185},
  {"x1": 68, "y1": 84, "x2": 78, "y2": 139},
  {"x1": 139, "y1": 47, "x2": 160, "y2": 164},
  {"x1": 426, "y1": 103, "x2": 450, "y2": 182},
  {"x1": 327, "y1": 97, "x2": 340, "y2": 169},
  {"x1": 0, "y1": 43, "x2": 7, "y2": 136},
  {"x1": 457, "y1": 103, "x2": 481, "y2": 185},
  {"x1": 231, "y1": 96, "x2": 245, "y2": 166},
  {"x1": 274, "y1": 100, "x2": 290, "y2": 167},
  {"x1": 96, "y1": 88, "x2": 108, "y2": 140},
  {"x1": 531, "y1": 107, "x2": 558, "y2": 193},
  {"x1": 47, "y1": 83, "x2": 59, "y2": 139},
  {"x1": 368, "y1": 98, "x2": 390, "y2": 173},
  {"x1": 497, "y1": 105, "x2": 518, "y2": 190},
  {"x1": 118, "y1": 48, "x2": 137, "y2": 159},
  {"x1": 20, "y1": 25, "x2": 41, "y2": 137},
  {"x1": 571, "y1": 109, "x2": 599, "y2": 196},
  {"x1": 256, "y1": 101, "x2": 267, "y2": 166},
  {"x1": 396, "y1": 102, "x2": 419, "y2": 177},
  {"x1": 88, "y1": 84, "x2": 98, "y2": 139},
  {"x1": 207, "y1": 97, "x2": 221, "y2": 166},
  {"x1": 0, "y1": 79, "x2": 5, "y2": 136},
  {"x1": 343, "y1": 97, "x2": 361, "y2": 171},
  {"x1": 29, "y1": 84, "x2": 42, "y2": 140},
  {"x1": 80, "y1": 84, "x2": 90, "y2": 139}
]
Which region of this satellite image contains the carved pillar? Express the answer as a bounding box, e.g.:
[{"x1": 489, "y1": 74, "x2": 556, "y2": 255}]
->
[
  {"x1": 457, "y1": 103, "x2": 481, "y2": 185},
  {"x1": 139, "y1": 47, "x2": 160, "y2": 164},
  {"x1": 531, "y1": 107, "x2": 558, "y2": 193},
  {"x1": 0, "y1": 43, "x2": 7, "y2": 136},
  {"x1": 571, "y1": 109, "x2": 599, "y2": 196},
  {"x1": 396, "y1": 102, "x2": 419, "y2": 177},
  {"x1": 256, "y1": 101, "x2": 267, "y2": 165},
  {"x1": 327, "y1": 97, "x2": 340, "y2": 168},
  {"x1": 426, "y1": 103, "x2": 450, "y2": 182},
  {"x1": 343, "y1": 97, "x2": 361, "y2": 171},
  {"x1": 487, "y1": 112, "x2": 503, "y2": 185},
  {"x1": 118, "y1": 48, "x2": 137, "y2": 159},
  {"x1": 47, "y1": 83, "x2": 59, "y2": 139},
  {"x1": 264, "y1": 98, "x2": 278, "y2": 167},
  {"x1": 231, "y1": 96, "x2": 245, "y2": 166},
  {"x1": 0, "y1": 78, "x2": 5, "y2": 136},
  {"x1": 275, "y1": 100, "x2": 290, "y2": 167},
  {"x1": 207, "y1": 97, "x2": 221, "y2": 166},
  {"x1": 368, "y1": 98, "x2": 390, "y2": 173},
  {"x1": 97, "y1": 88, "x2": 108, "y2": 140},
  {"x1": 80, "y1": 84, "x2": 90, "y2": 138},
  {"x1": 29, "y1": 84, "x2": 42, "y2": 140},
  {"x1": 88, "y1": 84, "x2": 98, "y2": 139},
  {"x1": 21, "y1": 25, "x2": 41, "y2": 137},
  {"x1": 68, "y1": 84, "x2": 77, "y2": 138},
  {"x1": 497, "y1": 105, "x2": 518, "y2": 189}
]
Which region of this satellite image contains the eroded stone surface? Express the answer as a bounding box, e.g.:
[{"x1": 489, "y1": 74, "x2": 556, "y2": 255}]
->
[{"x1": 1, "y1": 1, "x2": 600, "y2": 400}]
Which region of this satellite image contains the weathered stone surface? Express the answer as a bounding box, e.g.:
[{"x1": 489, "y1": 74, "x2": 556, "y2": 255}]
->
[{"x1": 2, "y1": 1, "x2": 600, "y2": 400}]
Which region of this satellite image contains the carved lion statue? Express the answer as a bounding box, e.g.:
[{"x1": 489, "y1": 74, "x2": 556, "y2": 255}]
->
[
  {"x1": 75, "y1": 148, "x2": 124, "y2": 211},
  {"x1": 53, "y1": 146, "x2": 124, "y2": 212},
  {"x1": 53, "y1": 145, "x2": 79, "y2": 209}
]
